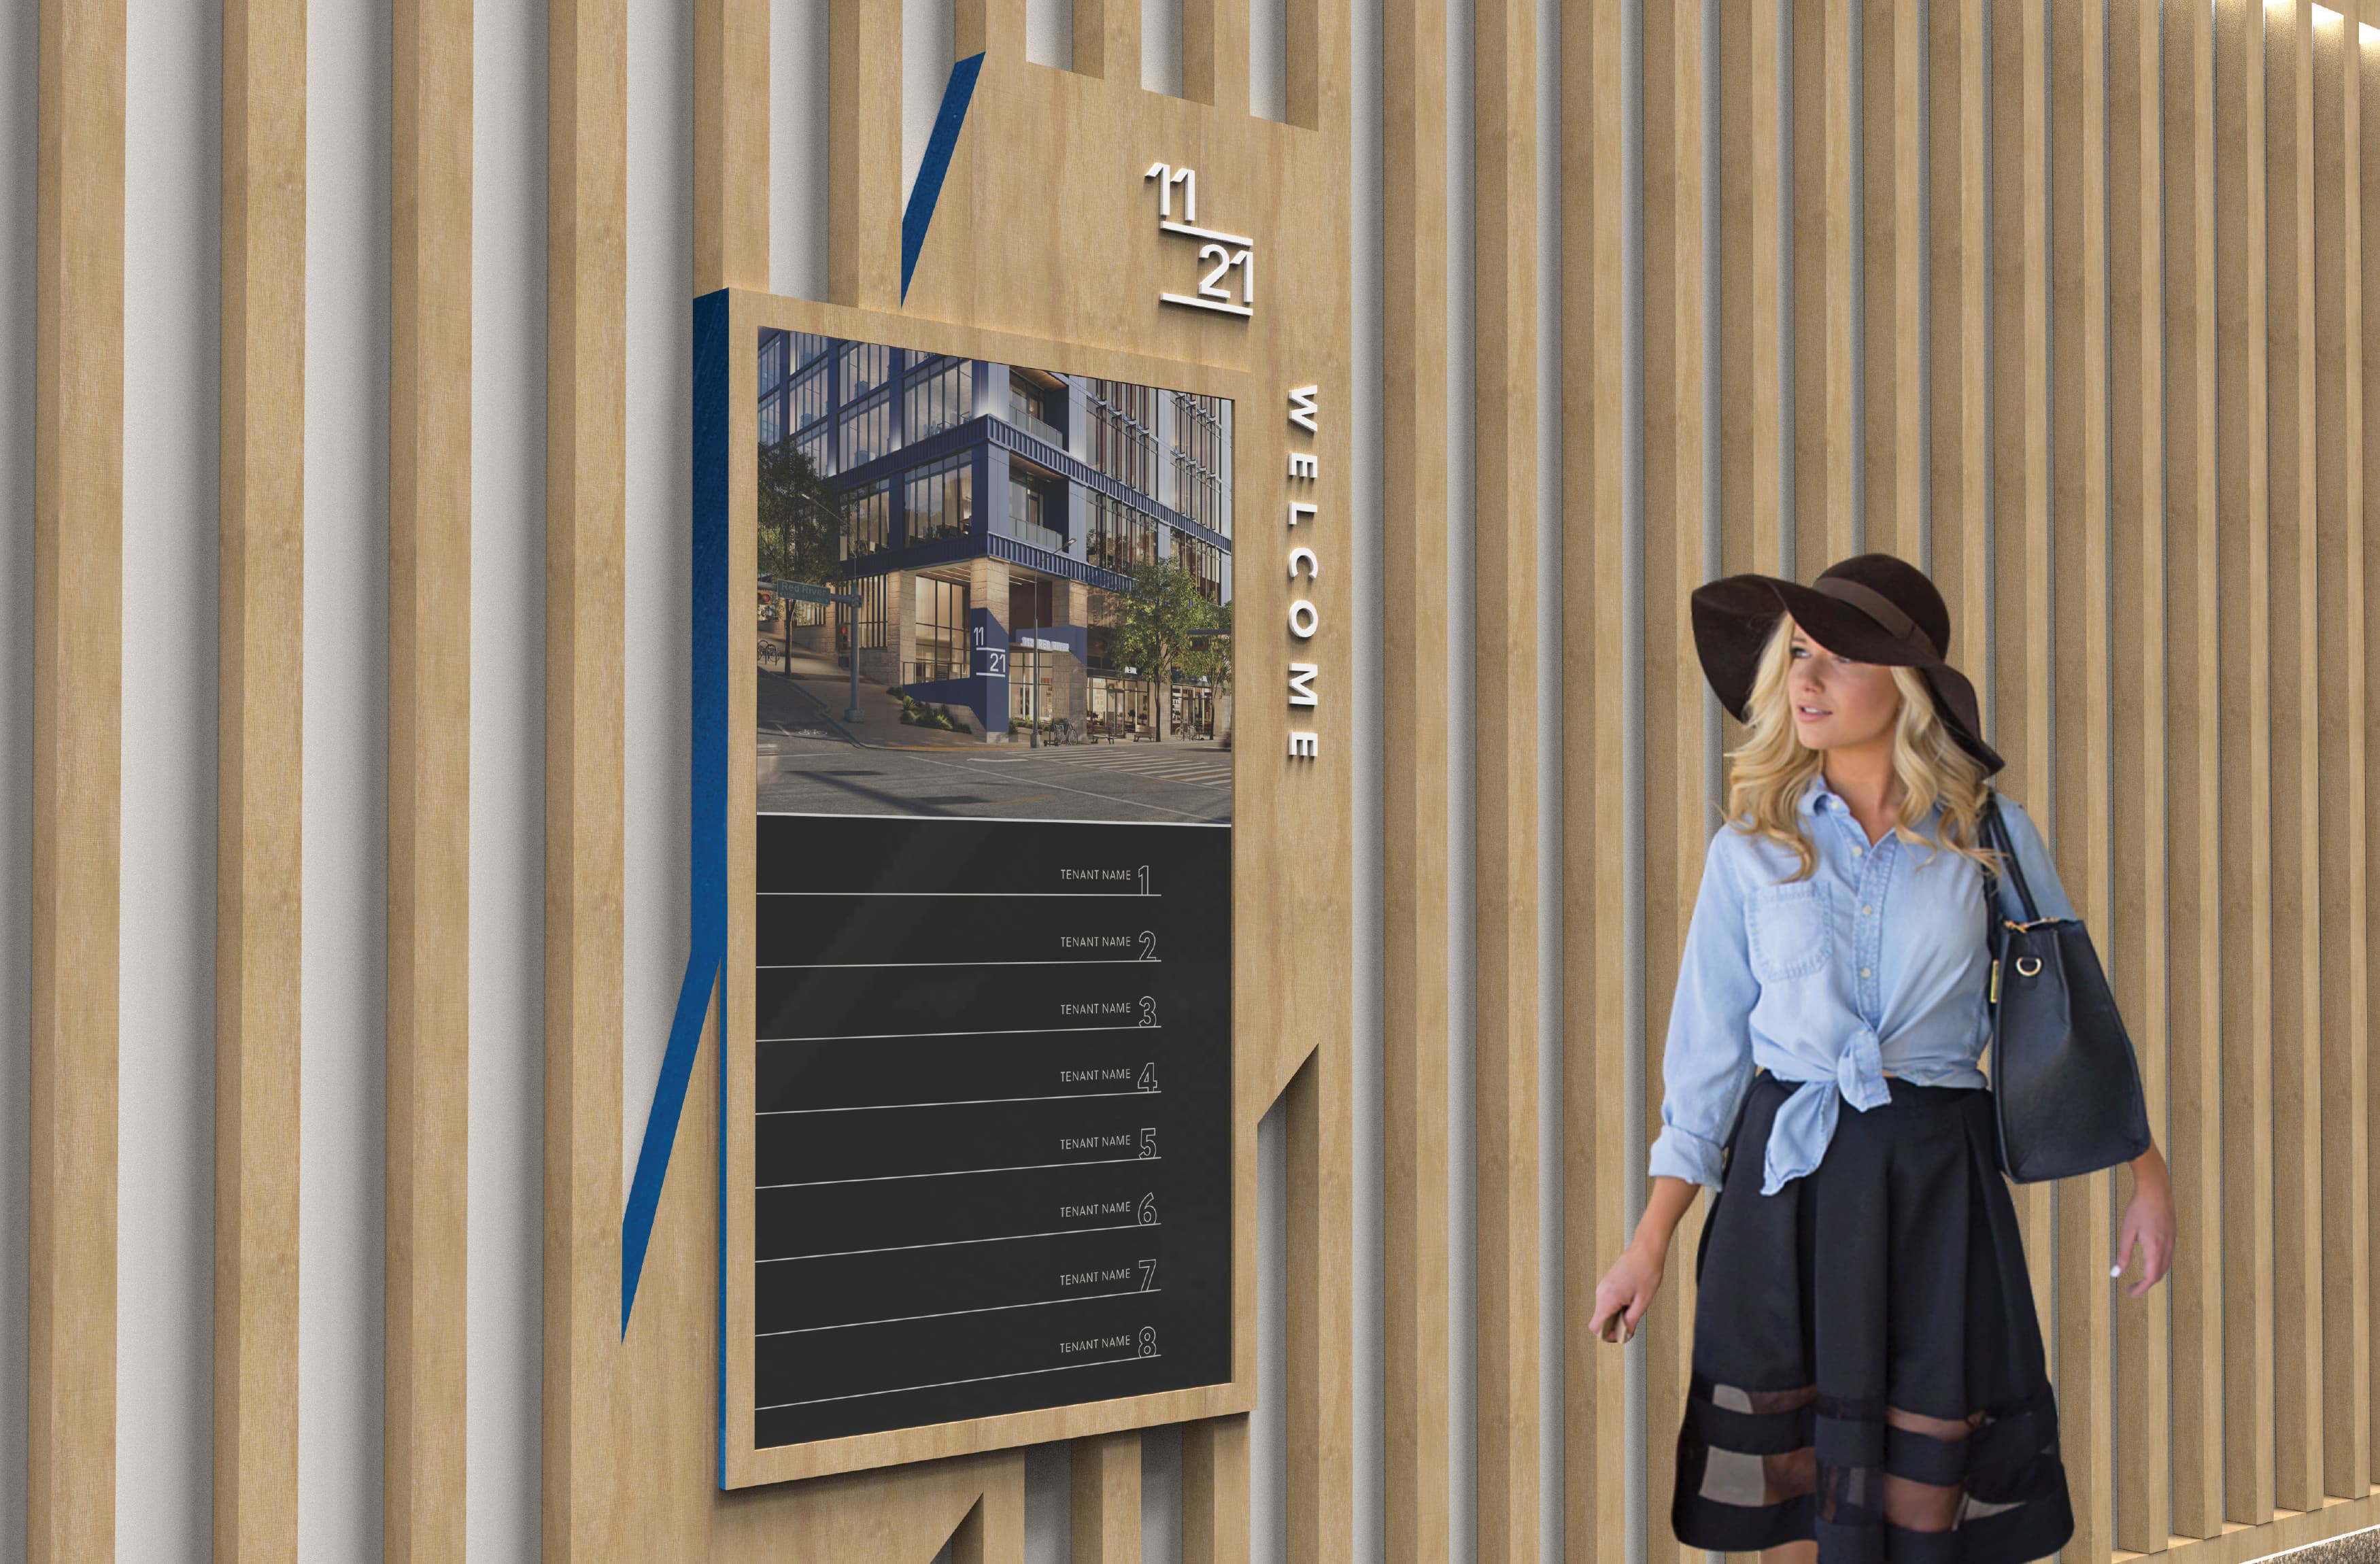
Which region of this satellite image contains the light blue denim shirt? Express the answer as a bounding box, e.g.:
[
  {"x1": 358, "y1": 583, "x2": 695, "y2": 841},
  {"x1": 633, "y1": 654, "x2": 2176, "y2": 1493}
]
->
[{"x1": 1647, "y1": 777, "x2": 2075, "y2": 1196}]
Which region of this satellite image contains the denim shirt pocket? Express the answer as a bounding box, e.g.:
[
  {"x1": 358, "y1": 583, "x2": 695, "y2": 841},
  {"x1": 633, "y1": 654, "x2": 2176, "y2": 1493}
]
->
[{"x1": 1746, "y1": 881, "x2": 1832, "y2": 984}]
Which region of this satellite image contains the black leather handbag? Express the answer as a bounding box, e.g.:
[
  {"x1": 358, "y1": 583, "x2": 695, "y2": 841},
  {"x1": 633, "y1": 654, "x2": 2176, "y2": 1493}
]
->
[{"x1": 1979, "y1": 796, "x2": 2154, "y2": 1183}]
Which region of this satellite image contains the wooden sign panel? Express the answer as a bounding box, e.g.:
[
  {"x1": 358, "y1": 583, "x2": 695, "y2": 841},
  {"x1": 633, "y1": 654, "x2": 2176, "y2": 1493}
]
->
[{"x1": 588, "y1": 3, "x2": 1353, "y2": 1552}]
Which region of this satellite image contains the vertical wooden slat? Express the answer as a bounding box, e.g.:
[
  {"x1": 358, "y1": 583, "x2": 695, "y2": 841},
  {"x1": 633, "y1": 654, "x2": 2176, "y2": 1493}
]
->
[
  {"x1": 1718, "y1": 0, "x2": 1782, "y2": 575},
  {"x1": 1070, "y1": 1431, "x2": 1142, "y2": 1564},
  {"x1": 1860, "y1": 0, "x2": 1923, "y2": 561},
  {"x1": 388, "y1": 0, "x2": 473, "y2": 1556},
  {"x1": 217, "y1": 0, "x2": 305, "y2": 1555},
  {"x1": 1642, "y1": 4, "x2": 1706, "y2": 1559},
  {"x1": 2362, "y1": 18, "x2": 2380, "y2": 1497},
  {"x1": 2313, "y1": 1, "x2": 2374, "y2": 1503},
  {"x1": 545, "y1": 0, "x2": 626, "y2": 1554},
  {"x1": 1181, "y1": 1416, "x2": 1251, "y2": 1564},
  {"x1": 2047, "y1": 5, "x2": 2115, "y2": 1559},
  {"x1": 828, "y1": 0, "x2": 902, "y2": 310},
  {"x1": 1792, "y1": 0, "x2": 1855, "y2": 575},
  {"x1": 2108, "y1": 0, "x2": 2173, "y2": 1551},
  {"x1": 1928, "y1": 0, "x2": 1988, "y2": 702},
  {"x1": 30, "y1": 0, "x2": 124, "y2": 1557},
  {"x1": 694, "y1": 0, "x2": 766, "y2": 292},
  {"x1": 2164, "y1": 0, "x2": 2228, "y2": 1539},
  {"x1": 1282, "y1": 1047, "x2": 1354, "y2": 1564},
  {"x1": 1989, "y1": 0, "x2": 2054, "y2": 1321},
  {"x1": 1561, "y1": 5, "x2": 1634, "y2": 1564},
  {"x1": 1074, "y1": 0, "x2": 1142, "y2": 83},
  {"x1": 2267, "y1": 0, "x2": 2328, "y2": 1514},
  {"x1": 2214, "y1": 0, "x2": 2279, "y2": 1524},
  {"x1": 1475, "y1": 3, "x2": 1540, "y2": 1561},
  {"x1": 1382, "y1": 0, "x2": 1452, "y2": 1557},
  {"x1": 1183, "y1": 0, "x2": 1250, "y2": 109}
]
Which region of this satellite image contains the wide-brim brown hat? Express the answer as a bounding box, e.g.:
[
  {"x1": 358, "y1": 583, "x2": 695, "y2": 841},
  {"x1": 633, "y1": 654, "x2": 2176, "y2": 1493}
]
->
[{"x1": 1689, "y1": 551, "x2": 2005, "y2": 777}]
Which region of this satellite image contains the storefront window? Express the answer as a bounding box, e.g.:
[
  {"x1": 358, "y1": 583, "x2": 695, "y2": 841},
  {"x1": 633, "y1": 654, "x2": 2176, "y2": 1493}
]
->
[{"x1": 911, "y1": 575, "x2": 970, "y2": 683}]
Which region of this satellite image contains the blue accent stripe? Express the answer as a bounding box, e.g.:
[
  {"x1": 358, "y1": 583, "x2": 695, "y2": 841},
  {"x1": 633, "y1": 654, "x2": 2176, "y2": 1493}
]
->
[
  {"x1": 622, "y1": 290, "x2": 734, "y2": 1345},
  {"x1": 900, "y1": 52, "x2": 986, "y2": 302}
]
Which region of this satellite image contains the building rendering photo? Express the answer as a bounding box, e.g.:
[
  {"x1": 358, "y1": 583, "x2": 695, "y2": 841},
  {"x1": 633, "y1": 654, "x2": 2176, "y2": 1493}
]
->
[{"x1": 758, "y1": 328, "x2": 1234, "y2": 746}]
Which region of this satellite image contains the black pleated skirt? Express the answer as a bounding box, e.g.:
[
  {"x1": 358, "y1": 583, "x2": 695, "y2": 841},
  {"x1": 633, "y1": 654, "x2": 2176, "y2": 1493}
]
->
[{"x1": 1673, "y1": 1071, "x2": 2075, "y2": 1564}]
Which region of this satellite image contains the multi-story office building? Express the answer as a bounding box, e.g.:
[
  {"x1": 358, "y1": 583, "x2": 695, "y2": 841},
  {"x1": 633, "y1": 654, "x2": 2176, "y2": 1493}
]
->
[{"x1": 759, "y1": 329, "x2": 1234, "y2": 738}]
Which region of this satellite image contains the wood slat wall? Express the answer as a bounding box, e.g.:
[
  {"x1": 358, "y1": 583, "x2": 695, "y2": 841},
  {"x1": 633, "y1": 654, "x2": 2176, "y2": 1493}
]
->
[
  {"x1": 33, "y1": 2, "x2": 2380, "y2": 1561},
  {"x1": 215, "y1": 0, "x2": 306, "y2": 1556}
]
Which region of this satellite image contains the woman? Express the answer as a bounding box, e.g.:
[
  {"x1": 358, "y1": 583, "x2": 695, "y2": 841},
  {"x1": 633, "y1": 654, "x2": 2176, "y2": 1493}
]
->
[{"x1": 1585, "y1": 554, "x2": 2177, "y2": 1564}]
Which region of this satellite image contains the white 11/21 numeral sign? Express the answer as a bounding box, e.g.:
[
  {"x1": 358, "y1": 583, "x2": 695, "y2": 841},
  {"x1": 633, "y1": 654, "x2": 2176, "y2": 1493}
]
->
[{"x1": 1145, "y1": 163, "x2": 1254, "y2": 318}]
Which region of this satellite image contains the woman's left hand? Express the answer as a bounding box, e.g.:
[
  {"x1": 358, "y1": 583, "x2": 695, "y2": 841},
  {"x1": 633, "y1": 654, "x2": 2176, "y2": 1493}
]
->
[{"x1": 2114, "y1": 1144, "x2": 2177, "y2": 1297}]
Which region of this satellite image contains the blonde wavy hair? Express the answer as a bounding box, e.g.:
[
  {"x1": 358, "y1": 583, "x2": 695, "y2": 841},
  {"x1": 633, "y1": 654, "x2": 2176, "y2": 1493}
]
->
[{"x1": 1724, "y1": 615, "x2": 2001, "y2": 883}]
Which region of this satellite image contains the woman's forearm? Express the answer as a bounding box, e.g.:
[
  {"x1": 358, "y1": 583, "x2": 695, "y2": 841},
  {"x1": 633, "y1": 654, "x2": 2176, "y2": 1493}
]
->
[{"x1": 1631, "y1": 1175, "x2": 1702, "y2": 1259}]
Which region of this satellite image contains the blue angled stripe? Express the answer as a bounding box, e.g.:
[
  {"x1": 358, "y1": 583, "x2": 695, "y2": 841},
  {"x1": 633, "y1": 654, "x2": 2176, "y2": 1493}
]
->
[
  {"x1": 622, "y1": 289, "x2": 733, "y2": 1338},
  {"x1": 901, "y1": 52, "x2": 987, "y2": 302}
]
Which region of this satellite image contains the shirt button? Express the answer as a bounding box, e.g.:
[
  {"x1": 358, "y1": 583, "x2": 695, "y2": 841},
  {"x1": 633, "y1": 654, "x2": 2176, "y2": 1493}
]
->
[
  {"x1": 1862, "y1": 904, "x2": 1874, "y2": 916},
  {"x1": 1852, "y1": 847, "x2": 1863, "y2": 857},
  {"x1": 1860, "y1": 967, "x2": 1872, "y2": 979}
]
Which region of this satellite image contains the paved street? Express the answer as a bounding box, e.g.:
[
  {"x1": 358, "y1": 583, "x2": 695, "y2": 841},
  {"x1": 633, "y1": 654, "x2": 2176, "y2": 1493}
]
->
[
  {"x1": 759, "y1": 731, "x2": 1232, "y2": 823},
  {"x1": 757, "y1": 666, "x2": 1232, "y2": 823}
]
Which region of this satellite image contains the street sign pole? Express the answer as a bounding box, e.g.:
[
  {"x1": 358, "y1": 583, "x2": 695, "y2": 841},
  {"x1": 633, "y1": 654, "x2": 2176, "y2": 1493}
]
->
[{"x1": 776, "y1": 579, "x2": 864, "y2": 724}]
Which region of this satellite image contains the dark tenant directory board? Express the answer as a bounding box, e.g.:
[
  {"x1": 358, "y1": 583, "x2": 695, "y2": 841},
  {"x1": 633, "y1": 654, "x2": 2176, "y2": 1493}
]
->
[
  {"x1": 748, "y1": 327, "x2": 1238, "y2": 1450},
  {"x1": 751, "y1": 817, "x2": 1231, "y2": 1448}
]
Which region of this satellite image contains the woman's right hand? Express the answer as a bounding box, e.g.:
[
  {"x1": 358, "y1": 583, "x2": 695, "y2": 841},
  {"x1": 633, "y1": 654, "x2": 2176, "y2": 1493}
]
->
[{"x1": 1587, "y1": 1240, "x2": 1668, "y2": 1345}]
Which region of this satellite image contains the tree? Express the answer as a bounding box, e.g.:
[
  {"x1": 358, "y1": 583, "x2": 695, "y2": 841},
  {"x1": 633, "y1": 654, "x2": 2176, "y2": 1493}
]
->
[
  {"x1": 757, "y1": 436, "x2": 844, "y2": 587},
  {"x1": 1105, "y1": 558, "x2": 1227, "y2": 741}
]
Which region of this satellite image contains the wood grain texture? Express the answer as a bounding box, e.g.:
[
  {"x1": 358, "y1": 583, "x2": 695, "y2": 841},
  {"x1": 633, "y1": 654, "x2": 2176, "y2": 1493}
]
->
[
  {"x1": 2164, "y1": 0, "x2": 2228, "y2": 1534},
  {"x1": 1988, "y1": 0, "x2": 2055, "y2": 1323},
  {"x1": 2313, "y1": 0, "x2": 2374, "y2": 1503},
  {"x1": 2266, "y1": 1, "x2": 2327, "y2": 1514},
  {"x1": 2214, "y1": 0, "x2": 2278, "y2": 1524},
  {"x1": 544, "y1": 0, "x2": 628, "y2": 1554},
  {"x1": 1719, "y1": 0, "x2": 1782, "y2": 576},
  {"x1": 1181, "y1": 1416, "x2": 1251, "y2": 1564},
  {"x1": 1792, "y1": 0, "x2": 1855, "y2": 575},
  {"x1": 1381, "y1": 0, "x2": 1452, "y2": 1558},
  {"x1": 1070, "y1": 1431, "x2": 1142, "y2": 1564},
  {"x1": 1074, "y1": 0, "x2": 1142, "y2": 83},
  {"x1": 1182, "y1": 0, "x2": 1249, "y2": 110},
  {"x1": 828, "y1": 0, "x2": 901, "y2": 311},
  {"x1": 216, "y1": 0, "x2": 307, "y2": 1555},
  {"x1": 30, "y1": 0, "x2": 124, "y2": 1557},
  {"x1": 1642, "y1": 5, "x2": 1707, "y2": 1559},
  {"x1": 388, "y1": 0, "x2": 473, "y2": 1555},
  {"x1": 1473, "y1": 3, "x2": 1540, "y2": 1561},
  {"x1": 1928, "y1": 0, "x2": 1988, "y2": 710},
  {"x1": 2363, "y1": 18, "x2": 2380, "y2": 1496},
  {"x1": 1860, "y1": 0, "x2": 1922, "y2": 562},
  {"x1": 2107, "y1": 0, "x2": 2171, "y2": 1551},
  {"x1": 2048, "y1": 5, "x2": 2115, "y2": 1559},
  {"x1": 1559, "y1": 7, "x2": 1634, "y2": 1564},
  {"x1": 695, "y1": 0, "x2": 767, "y2": 291}
]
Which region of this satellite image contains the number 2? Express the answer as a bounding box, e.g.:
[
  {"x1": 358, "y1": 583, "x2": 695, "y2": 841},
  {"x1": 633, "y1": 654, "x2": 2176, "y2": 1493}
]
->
[{"x1": 1138, "y1": 930, "x2": 1158, "y2": 962}]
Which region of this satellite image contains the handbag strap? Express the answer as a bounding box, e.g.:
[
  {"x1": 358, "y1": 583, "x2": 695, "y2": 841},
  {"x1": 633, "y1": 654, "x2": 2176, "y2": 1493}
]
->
[{"x1": 1979, "y1": 792, "x2": 2043, "y2": 925}]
